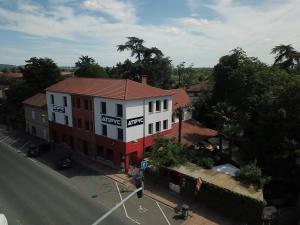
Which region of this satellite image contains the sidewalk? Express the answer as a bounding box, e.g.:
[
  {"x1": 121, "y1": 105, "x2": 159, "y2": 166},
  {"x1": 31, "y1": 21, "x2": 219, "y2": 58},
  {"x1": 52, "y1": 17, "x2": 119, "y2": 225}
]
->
[
  {"x1": 0, "y1": 126, "x2": 238, "y2": 225},
  {"x1": 72, "y1": 153, "x2": 239, "y2": 225}
]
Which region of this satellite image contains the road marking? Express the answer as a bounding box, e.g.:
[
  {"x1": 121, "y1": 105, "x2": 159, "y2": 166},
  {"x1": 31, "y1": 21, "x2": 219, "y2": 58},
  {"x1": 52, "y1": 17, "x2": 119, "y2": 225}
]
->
[
  {"x1": 10, "y1": 138, "x2": 19, "y2": 145},
  {"x1": 156, "y1": 201, "x2": 171, "y2": 225},
  {"x1": 138, "y1": 205, "x2": 148, "y2": 213},
  {"x1": 20, "y1": 141, "x2": 29, "y2": 150},
  {"x1": 28, "y1": 158, "x2": 38, "y2": 163},
  {"x1": 0, "y1": 136, "x2": 9, "y2": 142},
  {"x1": 115, "y1": 182, "x2": 141, "y2": 225}
]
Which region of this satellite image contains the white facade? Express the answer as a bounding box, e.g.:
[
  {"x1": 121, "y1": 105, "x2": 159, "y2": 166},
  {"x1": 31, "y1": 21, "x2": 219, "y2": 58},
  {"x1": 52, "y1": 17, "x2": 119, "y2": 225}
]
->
[
  {"x1": 172, "y1": 107, "x2": 192, "y2": 123},
  {"x1": 94, "y1": 95, "x2": 172, "y2": 142},
  {"x1": 46, "y1": 91, "x2": 73, "y2": 127}
]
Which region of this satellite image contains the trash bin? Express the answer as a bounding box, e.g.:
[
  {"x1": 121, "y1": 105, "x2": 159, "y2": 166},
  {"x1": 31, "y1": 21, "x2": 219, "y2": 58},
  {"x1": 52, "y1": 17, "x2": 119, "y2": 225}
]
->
[{"x1": 181, "y1": 204, "x2": 189, "y2": 220}]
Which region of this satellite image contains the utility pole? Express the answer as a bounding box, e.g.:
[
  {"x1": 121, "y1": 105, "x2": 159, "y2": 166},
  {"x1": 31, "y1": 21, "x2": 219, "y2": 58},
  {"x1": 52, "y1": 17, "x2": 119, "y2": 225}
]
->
[{"x1": 92, "y1": 176, "x2": 143, "y2": 225}]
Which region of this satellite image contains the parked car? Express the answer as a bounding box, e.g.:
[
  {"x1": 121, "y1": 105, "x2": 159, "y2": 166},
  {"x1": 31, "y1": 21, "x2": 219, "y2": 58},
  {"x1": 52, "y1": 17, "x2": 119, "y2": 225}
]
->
[
  {"x1": 55, "y1": 156, "x2": 72, "y2": 170},
  {"x1": 38, "y1": 142, "x2": 51, "y2": 152},
  {"x1": 26, "y1": 143, "x2": 51, "y2": 157},
  {"x1": 0, "y1": 214, "x2": 8, "y2": 225},
  {"x1": 26, "y1": 144, "x2": 39, "y2": 157}
]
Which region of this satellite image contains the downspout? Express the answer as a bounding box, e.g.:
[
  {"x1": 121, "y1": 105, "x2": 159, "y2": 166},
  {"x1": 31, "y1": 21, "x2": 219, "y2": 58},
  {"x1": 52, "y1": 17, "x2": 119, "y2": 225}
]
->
[
  {"x1": 91, "y1": 96, "x2": 96, "y2": 160},
  {"x1": 142, "y1": 99, "x2": 145, "y2": 161}
]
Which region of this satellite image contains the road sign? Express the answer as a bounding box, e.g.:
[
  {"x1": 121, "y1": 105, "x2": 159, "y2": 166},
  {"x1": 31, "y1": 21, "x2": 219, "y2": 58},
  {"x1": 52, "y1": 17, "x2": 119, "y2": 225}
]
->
[{"x1": 140, "y1": 160, "x2": 148, "y2": 170}]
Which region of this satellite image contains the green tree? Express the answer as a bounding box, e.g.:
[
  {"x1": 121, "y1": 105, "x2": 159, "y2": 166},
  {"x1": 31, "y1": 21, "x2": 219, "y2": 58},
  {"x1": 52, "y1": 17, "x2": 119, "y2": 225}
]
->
[
  {"x1": 116, "y1": 37, "x2": 172, "y2": 88},
  {"x1": 271, "y1": 44, "x2": 300, "y2": 73},
  {"x1": 74, "y1": 55, "x2": 107, "y2": 78},
  {"x1": 149, "y1": 137, "x2": 187, "y2": 167},
  {"x1": 21, "y1": 57, "x2": 62, "y2": 92},
  {"x1": 235, "y1": 161, "x2": 270, "y2": 190}
]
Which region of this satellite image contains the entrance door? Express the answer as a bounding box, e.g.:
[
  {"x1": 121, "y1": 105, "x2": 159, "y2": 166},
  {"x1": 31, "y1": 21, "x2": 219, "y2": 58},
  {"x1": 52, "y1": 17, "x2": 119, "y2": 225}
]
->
[
  {"x1": 82, "y1": 140, "x2": 88, "y2": 155},
  {"x1": 31, "y1": 126, "x2": 36, "y2": 135},
  {"x1": 129, "y1": 152, "x2": 137, "y2": 167},
  {"x1": 106, "y1": 148, "x2": 113, "y2": 162}
]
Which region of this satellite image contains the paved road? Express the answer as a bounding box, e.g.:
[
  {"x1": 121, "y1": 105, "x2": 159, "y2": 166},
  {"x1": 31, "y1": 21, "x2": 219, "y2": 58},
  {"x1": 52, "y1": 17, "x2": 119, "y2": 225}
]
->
[
  {"x1": 0, "y1": 128, "x2": 183, "y2": 225},
  {"x1": 0, "y1": 140, "x2": 129, "y2": 225}
]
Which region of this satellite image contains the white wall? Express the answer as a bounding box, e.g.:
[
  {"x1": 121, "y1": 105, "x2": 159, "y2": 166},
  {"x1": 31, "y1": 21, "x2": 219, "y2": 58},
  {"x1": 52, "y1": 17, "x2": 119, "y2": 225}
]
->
[
  {"x1": 94, "y1": 95, "x2": 172, "y2": 142},
  {"x1": 172, "y1": 107, "x2": 192, "y2": 123},
  {"x1": 46, "y1": 91, "x2": 73, "y2": 127},
  {"x1": 94, "y1": 97, "x2": 126, "y2": 140}
]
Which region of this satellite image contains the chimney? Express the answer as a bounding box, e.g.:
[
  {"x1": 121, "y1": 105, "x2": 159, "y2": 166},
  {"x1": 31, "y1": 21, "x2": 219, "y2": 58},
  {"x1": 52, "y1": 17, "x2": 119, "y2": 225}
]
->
[{"x1": 141, "y1": 75, "x2": 147, "y2": 85}]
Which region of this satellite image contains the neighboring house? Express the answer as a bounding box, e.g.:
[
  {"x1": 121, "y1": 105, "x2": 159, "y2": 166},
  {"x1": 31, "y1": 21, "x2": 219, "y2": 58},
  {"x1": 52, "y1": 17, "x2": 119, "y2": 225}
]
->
[
  {"x1": 185, "y1": 81, "x2": 208, "y2": 103},
  {"x1": 46, "y1": 77, "x2": 173, "y2": 171},
  {"x1": 0, "y1": 72, "x2": 23, "y2": 80},
  {"x1": 0, "y1": 85, "x2": 8, "y2": 99},
  {"x1": 171, "y1": 88, "x2": 192, "y2": 123},
  {"x1": 22, "y1": 93, "x2": 49, "y2": 141},
  {"x1": 168, "y1": 88, "x2": 217, "y2": 145}
]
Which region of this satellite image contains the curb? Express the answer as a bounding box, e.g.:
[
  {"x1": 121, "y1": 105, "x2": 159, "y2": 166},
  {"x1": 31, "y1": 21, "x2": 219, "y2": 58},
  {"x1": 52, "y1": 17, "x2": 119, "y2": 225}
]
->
[{"x1": 74, "y1": 157, "x2": 180, "y2": 211}]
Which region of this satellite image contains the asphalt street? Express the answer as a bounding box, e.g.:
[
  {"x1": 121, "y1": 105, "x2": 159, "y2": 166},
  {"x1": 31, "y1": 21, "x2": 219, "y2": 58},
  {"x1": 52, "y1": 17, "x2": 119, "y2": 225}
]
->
[
  {"x1": 0, "y1": 137, "x2": 130, "y2": 225},
  {"x1": 0, "y1": 129, "x2": 183, "y2": 225}
]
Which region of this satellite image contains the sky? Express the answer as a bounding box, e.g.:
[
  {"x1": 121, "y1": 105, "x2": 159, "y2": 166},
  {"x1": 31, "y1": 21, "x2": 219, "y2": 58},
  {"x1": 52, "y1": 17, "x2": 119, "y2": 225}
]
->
[{"x1": 0, "y1": 0, "x2": 299, "y2": 67}]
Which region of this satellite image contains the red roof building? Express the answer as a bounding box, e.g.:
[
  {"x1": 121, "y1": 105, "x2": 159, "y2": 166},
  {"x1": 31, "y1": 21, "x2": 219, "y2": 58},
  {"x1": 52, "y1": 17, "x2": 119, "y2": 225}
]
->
[{"x1": 44, "y1": 77, "x2": 215, "y2": 171}]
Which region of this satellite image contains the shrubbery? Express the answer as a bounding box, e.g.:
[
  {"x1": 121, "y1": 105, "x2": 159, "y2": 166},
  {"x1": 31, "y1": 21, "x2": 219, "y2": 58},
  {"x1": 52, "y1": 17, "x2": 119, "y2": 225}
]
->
[
  {"x1": 196, "y1": 157, "x2": 215, "y2": 169},
  {"x1": 235, "y1": 162, "x2": 270, "y2": 190}
]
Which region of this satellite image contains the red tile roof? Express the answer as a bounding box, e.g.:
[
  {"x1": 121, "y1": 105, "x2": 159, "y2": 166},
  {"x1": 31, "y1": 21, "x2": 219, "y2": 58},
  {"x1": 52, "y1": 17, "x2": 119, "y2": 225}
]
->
[
  {"x1": 171, "y1": 88, "x2": 192, "y2": 110},
  {"x1": 46, "y1": 77, "x2": 173, "y2": 100},
  {"x1": 0, "y1": 72, "x2": 23, "y2": 79},
  {"x1": 186, "y1": 81, "x2": 208, "y2": 93},
  {"x1": 22, "y1": 93, "x2": 46, "y2": 108},
  {"x1": 165, "y1": 120, "x2": 218, "y2": 145}
]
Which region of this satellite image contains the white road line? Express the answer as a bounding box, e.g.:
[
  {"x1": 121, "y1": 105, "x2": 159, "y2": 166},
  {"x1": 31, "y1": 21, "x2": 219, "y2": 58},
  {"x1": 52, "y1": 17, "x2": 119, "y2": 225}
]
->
[
  {"x1": 115, "y1": 182, "x2": 141, "y2": 225},
  {"x1": 20, "y1": 141, "x2": 29, "y2": 150},
  {"x1": 10, "y1": 138, "x2": 19, "y2": 145},
  {"x1": 156, "y1": 201, "x2": 171, "y2": 225},
  {"x1": 0, "y1": 136, "x2": 9, "y2": 142},
  {"x1": 28, "y1": 158, "x2": 38, "y2": 163}
]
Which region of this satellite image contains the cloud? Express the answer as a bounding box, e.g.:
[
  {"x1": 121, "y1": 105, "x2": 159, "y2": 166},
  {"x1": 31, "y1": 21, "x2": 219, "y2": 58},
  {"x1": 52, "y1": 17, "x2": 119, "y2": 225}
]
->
[
  {"x1": 0, "y1": 0, "x2": 300, "y2": 67},
  {"x1": 83, "y1": 0, "x2": 136, "y2": 23}
]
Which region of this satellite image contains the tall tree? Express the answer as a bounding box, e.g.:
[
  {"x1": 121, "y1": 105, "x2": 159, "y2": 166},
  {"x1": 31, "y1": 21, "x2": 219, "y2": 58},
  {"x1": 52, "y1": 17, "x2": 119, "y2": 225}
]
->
[
  {"x1": 74, "y1": 55, "x2": 107, "y2": 78},
  {"x1": 271, "y1": 44, "x2": 300, "y2": 73},
  {"x1": 115, "y1": 37, "x2": 172, "y2": 88},
  {"x1": 22, "y1": 57, "x2": 62, "y2": 92}
]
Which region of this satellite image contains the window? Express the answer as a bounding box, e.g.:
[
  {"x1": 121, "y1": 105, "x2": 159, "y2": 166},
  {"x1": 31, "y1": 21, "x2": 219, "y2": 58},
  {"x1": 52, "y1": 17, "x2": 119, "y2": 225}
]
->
[
  {"x1": 155, "y1": 121, "x2": 161, "y2": 132},
  {"x1": 65, "y1": 115, "x2": 69, "y2": 126},
  {"x1": 85, "y1": 120, "x2": 90, "y2": 131},
  {"x1": 148, "y1": 101, "x2": 153, "y2": 113},
  {"x1": 97, "y1": 146, "x2": 104, "y2": 158},
  {"x1": 31, "y1": 111, "x2": 35, "y2": 120},
  {"x1": 101, "y1": 102, "x2": 106, "y2": 114},
  {"x1": 148, "y1": 123, "x2": 153, "y2": 134},
  {"x1": 77, "y1": 118, "x2": 82, "y2": 128},
  {"x1": 52, "y1": 112, "x2": 56, "y2": 122},
  {"x1": 76, "y1": 97, "x2": 81, "y2": 108},
  {"x1": 116, "y1": 104, "x2": 123, "y2": 117},
  {"x1": 84, "y1": 99, "x2": 89, "y2": 110},
  {"x1": 163, "y1": 99, "x2": 168, "y2": 110},
  {"x1": 156, "y1": 100, "x2": 161, "y2": 112},
  {"x1": 63, "y1": 96, "x2": 67, "y2": 107},
  {"x1": 102, "y1": 124, "x2": 107, "y2": 136},
  {"x1": 163, "y1": 120, "x2": 168, "y2": 129},
  {"x1": 117, "y1": 128, "x2": 123, "y2": 140},
  {"x1": 50, "y1": 94, "x2": 54, "y2": 104},
  {"x1": 73, "y1": 118, "x2": 77, "y2": 127}
]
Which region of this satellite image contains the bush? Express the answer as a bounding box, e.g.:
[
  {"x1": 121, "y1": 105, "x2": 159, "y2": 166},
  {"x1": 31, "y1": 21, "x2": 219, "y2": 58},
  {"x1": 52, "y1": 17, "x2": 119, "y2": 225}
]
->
[
  {"x1": 196, "y1": 157, "x2": 215, "y2": 169},
  {"x1": 235, "y1": 161, "x2": 270, "y2": 190}
]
